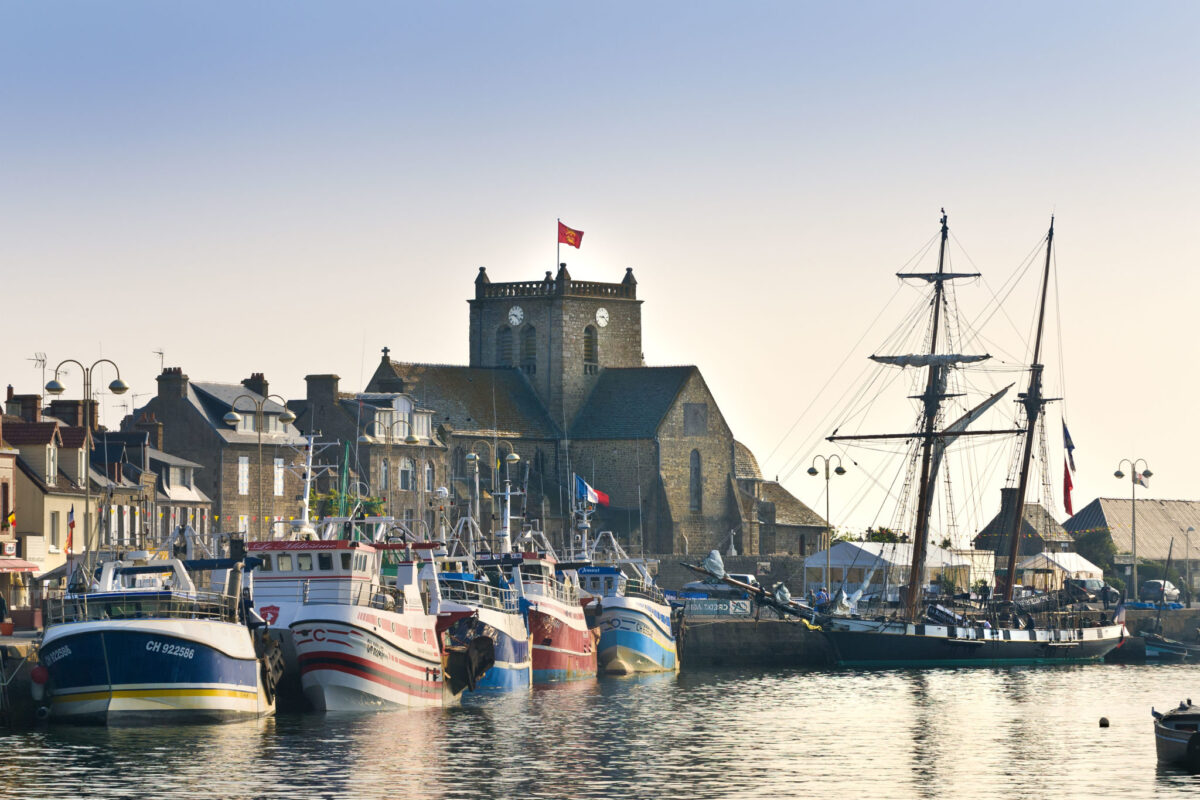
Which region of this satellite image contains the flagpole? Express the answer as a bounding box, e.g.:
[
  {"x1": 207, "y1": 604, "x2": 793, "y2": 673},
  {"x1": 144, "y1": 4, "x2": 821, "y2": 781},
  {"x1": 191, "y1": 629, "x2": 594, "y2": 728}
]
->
[{"x1": 556, "y1": 217, "x2": 561, "y2": 272}]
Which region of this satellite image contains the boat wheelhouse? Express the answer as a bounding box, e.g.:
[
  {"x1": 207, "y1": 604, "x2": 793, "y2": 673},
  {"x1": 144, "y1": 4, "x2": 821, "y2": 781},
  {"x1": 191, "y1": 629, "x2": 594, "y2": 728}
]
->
[{"x1": 1155, "y1": 701, "x2": 1200, "y2": 769}]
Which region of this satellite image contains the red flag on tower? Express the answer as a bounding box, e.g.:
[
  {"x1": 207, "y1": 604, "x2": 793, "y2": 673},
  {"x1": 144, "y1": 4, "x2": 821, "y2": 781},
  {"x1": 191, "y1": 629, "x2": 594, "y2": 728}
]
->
[{"x1": 558, "y1": 221, "x2": 584, "y2": 249}]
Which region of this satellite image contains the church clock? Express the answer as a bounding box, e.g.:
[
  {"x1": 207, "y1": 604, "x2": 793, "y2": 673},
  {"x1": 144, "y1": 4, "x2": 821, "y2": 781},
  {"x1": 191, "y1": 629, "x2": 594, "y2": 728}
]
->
[
  {"x1": 595, "y1": 307, "x2": 609, "y2": 327},
  {"x1": 508, "y1": 305, "x2": 525, "y2": 326}
]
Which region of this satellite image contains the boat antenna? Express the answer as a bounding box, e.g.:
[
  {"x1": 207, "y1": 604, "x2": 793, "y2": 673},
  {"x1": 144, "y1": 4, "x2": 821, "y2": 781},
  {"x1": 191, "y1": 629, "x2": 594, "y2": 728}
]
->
[{"x1": 1002, "y1": 216, "x2": 1055, "y2": 603}]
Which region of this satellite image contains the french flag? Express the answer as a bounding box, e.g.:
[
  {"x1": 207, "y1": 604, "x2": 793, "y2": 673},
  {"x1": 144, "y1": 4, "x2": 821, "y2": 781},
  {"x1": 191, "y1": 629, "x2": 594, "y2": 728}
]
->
[{"x1": 575, "y1": 475, "x2": 610, "y2": 507}]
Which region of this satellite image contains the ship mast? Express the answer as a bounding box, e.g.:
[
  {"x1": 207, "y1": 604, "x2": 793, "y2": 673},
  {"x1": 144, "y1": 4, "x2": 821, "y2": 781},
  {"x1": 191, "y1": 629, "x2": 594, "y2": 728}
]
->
[
  {"x1": 1001, "y1": 217, "x2": 1055, "y2": 602},
  {"x1": 903, "y1": 211, "x2": 950, "y2": 614}
]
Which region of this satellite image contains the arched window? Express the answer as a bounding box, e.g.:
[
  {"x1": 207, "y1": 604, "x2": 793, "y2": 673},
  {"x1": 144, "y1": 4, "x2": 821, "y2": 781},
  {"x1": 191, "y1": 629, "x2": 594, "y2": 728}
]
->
[
  {"x1": 399, "y1": 457, "x2": 415, "y2": 491},
  {"x1": 453, "y1": 447, "x2": 466, "y2": 480},
  {"x1": 496, "y1": 326, "x2": 513, "y2": 366},
  {"x1": 520, "y1": 325, "x2": 537, "y2": 375},
  {"x1": 583, "y1": 325, "x2": 598, "y2": 374},
  {"x1": 425, "y1": 461, "x2": 435, "y2": 492},
  {"x1": 689, "y1": 449, "x2": 702, "y2": 512},
  {"x1": 379, "y1": 457, "x2": 389, "y2": 492}
]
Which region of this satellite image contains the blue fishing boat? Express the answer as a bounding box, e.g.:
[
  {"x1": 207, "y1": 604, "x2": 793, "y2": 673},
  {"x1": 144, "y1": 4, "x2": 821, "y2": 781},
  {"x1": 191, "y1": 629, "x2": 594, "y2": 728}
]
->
[{"x1": 33, "y1": 552, "x2": 281, "y2": 725}]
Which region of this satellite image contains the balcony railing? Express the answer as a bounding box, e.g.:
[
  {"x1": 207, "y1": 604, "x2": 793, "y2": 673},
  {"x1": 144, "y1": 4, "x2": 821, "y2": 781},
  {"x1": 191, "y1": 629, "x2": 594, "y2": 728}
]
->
[
  {"x1": 43, "y1": 590, "x2": 240, "y2": 626},
  {"x1": 439, "y1": 577, "x2": 519, "y2": 613},
  {"x1": 478, "y1": 280, "x2": 636, "y2": 301}
]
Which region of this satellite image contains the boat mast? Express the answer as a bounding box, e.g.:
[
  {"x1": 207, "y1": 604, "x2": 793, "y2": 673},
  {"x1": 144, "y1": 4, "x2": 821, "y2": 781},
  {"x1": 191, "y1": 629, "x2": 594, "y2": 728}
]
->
[
  {"x1": 903, "y1": 211, "x2": 951, "y2": 614},
  {"x1": 1001, "y1": 217, "x2": 1055, "y2": 603}
]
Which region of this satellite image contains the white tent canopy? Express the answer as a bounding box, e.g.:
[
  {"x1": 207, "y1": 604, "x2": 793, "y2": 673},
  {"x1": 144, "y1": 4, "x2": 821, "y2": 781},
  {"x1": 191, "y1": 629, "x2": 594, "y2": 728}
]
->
[
  {"x1": 1017, "y1": 551, "x2": 1102, "y2": 590},
  {"x1": 803, "y1": 541, "x2": 970, "y2": 598}
]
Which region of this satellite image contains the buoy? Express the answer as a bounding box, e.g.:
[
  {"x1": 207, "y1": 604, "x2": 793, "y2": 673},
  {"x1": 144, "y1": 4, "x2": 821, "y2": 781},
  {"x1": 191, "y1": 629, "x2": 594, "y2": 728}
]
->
[{"x1": 1099, "y1": 717, "x2": 1110, "y2": 728}]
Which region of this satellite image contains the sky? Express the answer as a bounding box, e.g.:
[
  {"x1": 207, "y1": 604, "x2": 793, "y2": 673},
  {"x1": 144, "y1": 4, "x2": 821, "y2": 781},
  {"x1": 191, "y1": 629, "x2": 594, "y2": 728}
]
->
[{"x1": 2, "y1": 2, "x2": 1197, "y2": 542}]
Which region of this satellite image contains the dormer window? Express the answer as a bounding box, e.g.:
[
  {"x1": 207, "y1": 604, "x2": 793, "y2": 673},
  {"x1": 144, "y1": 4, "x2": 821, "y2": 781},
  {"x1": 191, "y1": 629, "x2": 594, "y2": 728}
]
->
[{"x1": 47, "y1": 444, "x2": 58, "y2": 486}]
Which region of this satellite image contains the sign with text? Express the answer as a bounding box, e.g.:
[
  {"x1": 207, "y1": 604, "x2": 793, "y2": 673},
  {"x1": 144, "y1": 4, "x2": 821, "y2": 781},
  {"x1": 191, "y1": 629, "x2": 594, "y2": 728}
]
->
[{"x1": 684, "y1": 598, "x2": 753, "y2": 616}]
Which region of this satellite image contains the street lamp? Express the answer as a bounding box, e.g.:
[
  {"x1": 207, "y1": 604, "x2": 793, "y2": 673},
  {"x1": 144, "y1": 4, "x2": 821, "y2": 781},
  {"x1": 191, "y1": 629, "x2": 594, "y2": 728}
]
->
[
  {"x1": 359, "y1": 419, "x2": 419, "y2": 521},
  {"x1": 808, "y1": 454, "x2": 846, "y2": 596},
  {"x1": 45, "y1": 358, "x2": 128, "y2": 561},
  {"x1": 498, "y1": 452, "x2": 521, "y2": 554},
  {"x1": 223, "y1": 394, "x2": 295, "y2": 539},
  {"x1": 1114, "y1": 458, "x2": 1152, "y2": 595}
]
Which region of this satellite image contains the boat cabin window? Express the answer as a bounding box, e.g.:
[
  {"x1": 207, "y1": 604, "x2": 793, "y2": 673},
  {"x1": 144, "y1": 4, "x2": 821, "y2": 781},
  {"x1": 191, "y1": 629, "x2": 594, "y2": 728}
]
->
[
  {"x1": 604, "y1": 576, "x2": 614, "y2": 594},
  {"x1": 341, "y1": 553, "x2": 352, "y2": 570},
  {"x1": 258, "y1": 555, "x2": 272, "y2": 572},
  {"x1": 278, "y1": 554, "x2": 293, "y2": 571},
  {"x1": 297, "y1": 553, "x2": 313, "y2": 571},
  {"x1": 318, "y1": 553, "x2": 333, "y2": 571}
]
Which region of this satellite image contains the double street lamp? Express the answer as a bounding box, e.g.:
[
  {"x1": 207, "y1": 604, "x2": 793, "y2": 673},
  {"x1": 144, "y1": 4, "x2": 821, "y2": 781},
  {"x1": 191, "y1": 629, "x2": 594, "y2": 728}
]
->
[
  {"x1": 223, "y1": 394, "x2": 295, "y2": 539},
  {"x1": 808, "y1": 454, "x2": 846, "y2": 595},
  {"x1": 45, "y1": 359, "x2": 129, "y2": 560},
  {"x1": 1114, "y1": 458, "x2": 1152, "y2": 595}
]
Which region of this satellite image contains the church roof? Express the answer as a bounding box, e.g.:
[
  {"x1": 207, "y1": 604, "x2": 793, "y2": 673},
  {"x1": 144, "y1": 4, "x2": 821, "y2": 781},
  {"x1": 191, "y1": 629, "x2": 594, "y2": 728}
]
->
[
  {"x1": 376, "y1": 363, "x2": 560, "y2": 439},
  {"x1": 974, "y1": 488, "x2": 1071, "y2": 549},
  {"x1": 733, "y1": 441, "x2": 762, "y2": 481},
  {"x1": 568, "y1": 367, "x2": 695, "y2": 440},
  {"x1": 1065, "y1": 497, "x2": 1200, "y2": 562},
  {"x1": 761, "y1": 481, "x2": 826, "y2": 528}
]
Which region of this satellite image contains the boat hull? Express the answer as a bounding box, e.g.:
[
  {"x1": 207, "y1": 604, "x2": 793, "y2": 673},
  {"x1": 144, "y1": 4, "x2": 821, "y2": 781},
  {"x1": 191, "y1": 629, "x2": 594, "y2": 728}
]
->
[
  {"x1": 823, "y1": 620, "x2": 1126, "y2": 666},
  {"x1": 469, "y1": 606, "x2": 532, "y2": 691},
  {"x1": 292, "y1": 605, "x2": 458, "y2": 711},
  {"x1": 594, "y1": 596, "x2": 678, "y2": 674},
  {"x1": 40, "y1": 621, "x2": 273, "y2": 725},
  {"x1": 528, "y1": 597, "x2": 597, "y2": 683}
]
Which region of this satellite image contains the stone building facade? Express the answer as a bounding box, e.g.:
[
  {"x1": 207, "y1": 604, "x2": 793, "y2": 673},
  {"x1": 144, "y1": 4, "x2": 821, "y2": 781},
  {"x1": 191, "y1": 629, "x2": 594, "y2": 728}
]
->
[{"x1": 367, "y1": 265, "x2": 821, "y2": 555}]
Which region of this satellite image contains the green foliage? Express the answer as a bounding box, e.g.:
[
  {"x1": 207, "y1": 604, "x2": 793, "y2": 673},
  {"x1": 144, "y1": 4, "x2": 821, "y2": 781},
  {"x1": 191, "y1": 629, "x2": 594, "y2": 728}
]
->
[
  {"x1": 1073, "y1": 527, "x2": 1116, "y2": 575},
  {"x1": 311, "y1": 489, "x2": 385, "y2": 519},
  {"x1": 934, "y1": 572, "x2": 958, "y2": 595},
  {"x1": 865, "y1": 527, "x2": 903, "y2": 543}
]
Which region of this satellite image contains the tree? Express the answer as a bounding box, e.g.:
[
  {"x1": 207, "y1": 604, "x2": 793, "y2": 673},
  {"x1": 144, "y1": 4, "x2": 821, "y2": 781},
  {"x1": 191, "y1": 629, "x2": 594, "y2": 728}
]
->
[
  {"x1": 865, "y1": 526, "x2": 902, "y2": 543},
  {"x1": 1074, "y1": 527, "x2": 1117, "y2": 573}
]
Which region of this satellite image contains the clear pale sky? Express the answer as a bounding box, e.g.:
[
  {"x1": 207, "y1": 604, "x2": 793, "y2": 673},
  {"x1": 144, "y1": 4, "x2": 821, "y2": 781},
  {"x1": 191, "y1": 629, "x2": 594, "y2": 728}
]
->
[{"x1": 2, "y1": 2, "x2": 1196, "y2": 541}]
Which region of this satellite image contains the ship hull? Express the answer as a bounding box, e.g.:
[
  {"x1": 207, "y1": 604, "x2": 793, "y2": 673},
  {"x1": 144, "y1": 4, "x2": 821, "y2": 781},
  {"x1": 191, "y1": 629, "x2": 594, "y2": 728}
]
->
[
  {"x1": 469, "y1": 606, "x2": 532, "y2": 691},
  {"x1": 594, "y1": 596, "x2": 678, "y2": 674},
  {"x1": 292, "y1": 605, "x2": 458, "y2": 711},
  {"x1": 40, "y1": 621, "x2": 272, "y2": 725},
  {"x1": 823, "y1": 620, "x2": 1126, "y2": 666},
  {"x1": 528, "y1": 597, "x2": 596, "y2": 683}
]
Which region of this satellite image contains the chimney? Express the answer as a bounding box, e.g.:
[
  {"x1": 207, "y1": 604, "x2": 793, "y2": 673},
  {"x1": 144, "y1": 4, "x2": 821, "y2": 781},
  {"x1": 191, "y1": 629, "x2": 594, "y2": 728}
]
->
[
  {"x1": 242, "y1": 373, "x2": 268, "y2": 398},
  {"x1": 158, "y1": 367, "x2": 189, "y2": 400},
  {"x1": 135, "y1": 412, "x2": 164, "y2": 450},
  {"x1": 8, "y1": 394, "x2": 42, "y2": 423},
  {"x1": 305, "y1": 374, "x2": 340, "y2": 404},
  {"x1": 49, "y1": 399, "x2": 85, "y2": 428}
]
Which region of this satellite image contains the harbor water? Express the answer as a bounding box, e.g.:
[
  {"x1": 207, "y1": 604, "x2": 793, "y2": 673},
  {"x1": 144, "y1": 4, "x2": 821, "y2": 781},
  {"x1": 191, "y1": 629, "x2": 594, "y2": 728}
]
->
[{"x1": 3, "y1": 663, "x2": 1200, "y2": 799}]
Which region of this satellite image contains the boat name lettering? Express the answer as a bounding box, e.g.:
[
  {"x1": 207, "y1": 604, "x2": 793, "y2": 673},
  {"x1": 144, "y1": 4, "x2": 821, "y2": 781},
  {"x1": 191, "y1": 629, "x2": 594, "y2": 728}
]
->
[
  {"x1": 146, "y1": 640, "x2": 195, "y2": 659},
  {"x1": 42, "y1": 645, "x2": 71, "y2": 666}
]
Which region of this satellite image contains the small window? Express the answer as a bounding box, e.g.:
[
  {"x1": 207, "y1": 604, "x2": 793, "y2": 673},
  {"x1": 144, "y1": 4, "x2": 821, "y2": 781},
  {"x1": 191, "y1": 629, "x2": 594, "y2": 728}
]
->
[
  {"x1": 259, "y1": 555, "x2": 273, "y2": 572},
  {"x1": 583, "y1": 325, "x2": 598, "y2": 374},
  {"x1": 497, "y1": 326, "x2": 513, "y2": 366},
  {"x1": 318, "y1": 553, "x2": 333, "y2": 571},
  {"x1": 520, "y1": 325, "x2": 537, "y2": 375},
  {"x1": 341, "y1": 552, "x2": 352, "y2": 570},
  {"x1": 278, "y1": 554, "x2": 293, "y2": 571},
  {"x1": 399, "y1": 458, "x2": 415, "y2": 491},
  {"x1": 297, "y1": 553, "x2": 313, "y2": 571},
  {"x1": 425, "y1": 462, "x2": 435, "y2": 492}
]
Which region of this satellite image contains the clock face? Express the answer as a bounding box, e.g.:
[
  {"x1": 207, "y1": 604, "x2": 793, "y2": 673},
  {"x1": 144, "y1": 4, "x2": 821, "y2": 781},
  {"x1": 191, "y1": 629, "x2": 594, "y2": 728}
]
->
[
  {"x1": 596, "y1": 307, "x2": 610, "y2": 327},
  {"x1": 508, "y1": 305, "x2": 524, "y2": 326}
]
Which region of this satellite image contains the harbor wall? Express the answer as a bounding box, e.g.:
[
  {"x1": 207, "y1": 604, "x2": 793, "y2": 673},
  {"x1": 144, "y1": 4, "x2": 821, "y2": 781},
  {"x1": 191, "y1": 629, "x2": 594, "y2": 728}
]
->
[
  {"x1": 1125, "y1": 608, "x2": 1200, "y2": 641},
  {"x1": 680, "y1": 619, "x2": 835, "y2": 668}
]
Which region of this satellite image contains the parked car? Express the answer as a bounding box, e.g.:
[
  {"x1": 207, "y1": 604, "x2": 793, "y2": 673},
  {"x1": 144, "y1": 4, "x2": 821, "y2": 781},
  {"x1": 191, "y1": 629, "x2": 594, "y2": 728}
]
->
[
  {"x1": 1139, "y1": 580, "x2": 1180, "y2": 603},
  {"x1": 1064, "y1": 578, "x2": 1120, "y2": 604}
]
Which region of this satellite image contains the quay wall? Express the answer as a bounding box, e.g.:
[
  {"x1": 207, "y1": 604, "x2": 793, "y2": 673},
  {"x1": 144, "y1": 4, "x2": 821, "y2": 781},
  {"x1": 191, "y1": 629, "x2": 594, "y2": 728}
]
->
[
  {"x1": 1125, "y1": 608, "x2": 1200, "y2": 641},
  {"x1": 681, "y1": 619, "x2": 835, "y2": 668}
]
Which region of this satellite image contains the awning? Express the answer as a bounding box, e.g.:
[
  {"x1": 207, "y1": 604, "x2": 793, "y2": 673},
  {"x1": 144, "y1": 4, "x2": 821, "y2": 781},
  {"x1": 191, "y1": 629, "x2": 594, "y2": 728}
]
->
[{"x1": 0, "y1": 559, "x2": 40, "y2": 574}]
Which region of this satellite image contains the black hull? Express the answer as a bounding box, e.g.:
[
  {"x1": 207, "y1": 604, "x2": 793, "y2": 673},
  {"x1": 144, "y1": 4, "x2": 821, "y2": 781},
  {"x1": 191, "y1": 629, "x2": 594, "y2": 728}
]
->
[{"x1": 825, "y1": 628, "x2": 1123, "y2": 666}]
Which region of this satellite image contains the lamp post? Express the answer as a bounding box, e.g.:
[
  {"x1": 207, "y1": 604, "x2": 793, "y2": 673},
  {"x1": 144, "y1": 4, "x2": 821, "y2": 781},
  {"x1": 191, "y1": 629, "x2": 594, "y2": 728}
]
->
[
  {"x1": 1114, "y1": 458, "x2": 1152, "y2": 596},
  {"x1": 223, "y1": 394, "x2": 295, "y2": 539},
  {"x1": 808, "y1": 454, "x2": 846, "y2": 595},
  {"x1": 45, "y1": 359, "x2": 129, "y2": 561},
  {"x1": 465, "y1": 452, "x2": 481, "y2": 553},
  {"x1": 498, "y1": 452, "x2": 521, "y2": 554},
  {"x1": 1185, "y1": 526, "x2": 1195, "y2": 608}
]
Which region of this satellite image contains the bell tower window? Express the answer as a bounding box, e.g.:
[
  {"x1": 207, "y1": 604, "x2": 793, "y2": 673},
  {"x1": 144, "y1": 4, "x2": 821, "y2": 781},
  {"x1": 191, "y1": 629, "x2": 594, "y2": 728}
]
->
[
  {"x1": 496, "y1": 326, "x2": 513, "y2": 366},
  {"x1": 521, "y1": 325, "x2": 537, "y2": 375},
  {"x1": 583, "y1": 325, "x2": 599, "y2": 375}
]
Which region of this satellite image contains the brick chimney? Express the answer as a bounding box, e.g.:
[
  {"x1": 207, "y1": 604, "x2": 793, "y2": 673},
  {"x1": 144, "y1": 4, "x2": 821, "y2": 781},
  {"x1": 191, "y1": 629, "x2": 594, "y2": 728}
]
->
[
  {"x1": 242, "y1": 373, "x2": 268, "y2": 398},
  {"x1": 7, "y1": 393, "x2": 42, "y2": 423},
  {"x1": 135, "y1": 412, "x2": 164, "y2": 450},
  {"x1": 157, "y1": 367, "x2": 189, "y2": 400},
  {"x1": 305, "y1": 374, "x2": 340, "y2": 403},
  {"x1": 49, "y1": 399, "x2": 86, "y2": 428}
]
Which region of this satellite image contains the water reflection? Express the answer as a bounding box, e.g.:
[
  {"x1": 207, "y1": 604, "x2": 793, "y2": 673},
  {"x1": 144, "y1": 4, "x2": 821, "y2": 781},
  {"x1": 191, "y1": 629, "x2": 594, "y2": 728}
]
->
[{"x1": 0, "y1": 665, "x2": 1199, "y2": 799}]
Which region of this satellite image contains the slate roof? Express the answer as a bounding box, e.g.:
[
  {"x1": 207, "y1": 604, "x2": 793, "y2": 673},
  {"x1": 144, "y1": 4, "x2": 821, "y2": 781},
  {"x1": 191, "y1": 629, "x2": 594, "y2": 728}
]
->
[
  {"x1": 147, "y1": 447, "x2": 203, "y2": 469},
  {"x1": 761, "y1": 481, "x2": 826, "y2": 528},
  {"x1": 1064, "y1": 498, "x2": 1200, "y2": 562},
  {"x1": 733, "y1": 441, "x2": 762, "y2": 481},
  {"x1": 569, "y1": 367, "x2": 695, "y2": 440},
  {"x1": 975, "y1": 488, "x2": 1072, "y2": 547},
  {"x1": 2, "y1": 420, "x2": 61, "y2": 446},
  {"x1": 374, "y1": 363, "x2": 560, "y2": 439},
  {"x1": 185, "y1": 383, "x2": 306, "y2": 445}
]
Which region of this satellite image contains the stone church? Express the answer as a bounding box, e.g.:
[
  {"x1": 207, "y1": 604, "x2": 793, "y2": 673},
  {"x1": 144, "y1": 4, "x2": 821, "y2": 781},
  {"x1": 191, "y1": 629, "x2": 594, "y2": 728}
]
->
[{"x1": 366, "y1": 264, "x2": 820, "y2": 555}]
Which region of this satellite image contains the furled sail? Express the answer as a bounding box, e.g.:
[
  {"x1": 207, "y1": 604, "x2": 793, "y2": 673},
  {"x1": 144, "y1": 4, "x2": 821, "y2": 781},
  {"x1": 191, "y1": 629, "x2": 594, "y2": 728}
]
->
[{"x1": 870, "y1": 353, "x2": 990, "y2": 368}]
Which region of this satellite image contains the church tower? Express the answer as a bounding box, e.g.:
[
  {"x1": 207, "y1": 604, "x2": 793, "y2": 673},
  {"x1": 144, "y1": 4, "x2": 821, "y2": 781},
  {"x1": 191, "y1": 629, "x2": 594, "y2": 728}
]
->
[{"x1": 468, "y1": 264, "x2": 643, "y2": 429}]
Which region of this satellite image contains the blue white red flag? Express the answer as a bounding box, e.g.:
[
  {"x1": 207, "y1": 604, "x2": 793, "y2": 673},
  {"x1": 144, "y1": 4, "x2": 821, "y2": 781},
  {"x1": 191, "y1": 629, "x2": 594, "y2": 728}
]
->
[
  {"x1": 1112, "y1": 600, "x2": 1126, "y2": 626},
  {"x1": 1062, "y1": 421, "x2": 1076, "y2": 473},
  {"x1": 575, "y1": 475, "x2": 610, "y2": 507}
]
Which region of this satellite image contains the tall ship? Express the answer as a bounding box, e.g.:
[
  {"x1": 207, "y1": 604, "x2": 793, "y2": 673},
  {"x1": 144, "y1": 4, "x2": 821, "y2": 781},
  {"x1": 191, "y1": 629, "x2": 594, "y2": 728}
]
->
[
  {"x1": 33, "y1": 543, "x2": 282, "y2": 725},
  {"x1": 818, "y1": 212, "x2": 1125, "y2": 665}
]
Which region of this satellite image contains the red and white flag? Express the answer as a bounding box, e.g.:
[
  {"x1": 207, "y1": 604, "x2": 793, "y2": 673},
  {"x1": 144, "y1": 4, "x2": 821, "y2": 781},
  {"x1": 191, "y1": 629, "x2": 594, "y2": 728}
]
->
[
  {"x1": 1063, "y1": 460, "x2": 1074, "y2": 516},
  {"x1": 558, "y1": 221, "x2": 584, "y2": 249},
  {"x1": 575, "y1": 475, "x2": 609, "y2": 507}
]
